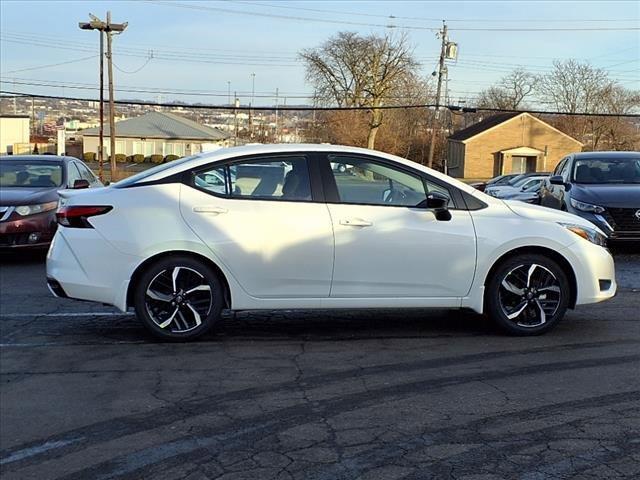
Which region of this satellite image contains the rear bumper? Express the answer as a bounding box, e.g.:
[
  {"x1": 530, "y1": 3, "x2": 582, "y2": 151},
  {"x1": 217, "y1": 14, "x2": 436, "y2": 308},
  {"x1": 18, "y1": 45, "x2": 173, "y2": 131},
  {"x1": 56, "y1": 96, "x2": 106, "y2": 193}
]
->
[{"x1": 46, "y1": 228, "x2": 139, "y2": 311}]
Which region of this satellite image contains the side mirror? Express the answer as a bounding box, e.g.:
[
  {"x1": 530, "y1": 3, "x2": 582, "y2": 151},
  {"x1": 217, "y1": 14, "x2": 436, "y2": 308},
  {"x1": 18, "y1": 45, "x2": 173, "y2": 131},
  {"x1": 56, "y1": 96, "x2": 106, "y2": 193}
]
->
[
  {"x1": 549, "y1": 175, "x2": 565, "y2": 186},
  {"x1": 418, "y1": 192, "x2": 452, "y2": 221},
  {"x1": 73, "y1": 179, "x2": 90, "y2": 189}
]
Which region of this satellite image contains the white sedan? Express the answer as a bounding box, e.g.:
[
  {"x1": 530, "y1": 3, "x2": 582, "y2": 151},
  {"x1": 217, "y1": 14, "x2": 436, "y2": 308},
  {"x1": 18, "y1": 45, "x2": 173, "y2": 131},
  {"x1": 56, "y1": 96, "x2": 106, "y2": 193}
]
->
[{"x1": 47, "y1": 144, "x2": 616, "y2": 341}]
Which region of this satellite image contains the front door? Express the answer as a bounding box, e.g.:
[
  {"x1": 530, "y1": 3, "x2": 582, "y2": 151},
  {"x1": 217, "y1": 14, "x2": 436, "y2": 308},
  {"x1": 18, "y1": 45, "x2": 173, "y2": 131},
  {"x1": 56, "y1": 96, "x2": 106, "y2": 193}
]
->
[
  {"x1": 323, "y1": 154, "x2": 477, "y2": 298},
  {"x1": 180, "y1": 154, "x2": 334, "y2": 298}
]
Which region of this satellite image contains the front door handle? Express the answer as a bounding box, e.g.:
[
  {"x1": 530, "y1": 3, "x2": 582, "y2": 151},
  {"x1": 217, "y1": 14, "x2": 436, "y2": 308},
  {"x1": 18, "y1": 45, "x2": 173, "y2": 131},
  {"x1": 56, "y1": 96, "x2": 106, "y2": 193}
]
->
[
  {"x1": 339, "y1": 218, "x2": 373, "y2": 227},
  {"x1": 193, "y1": 206, "x2": 228, "y2": 215}
]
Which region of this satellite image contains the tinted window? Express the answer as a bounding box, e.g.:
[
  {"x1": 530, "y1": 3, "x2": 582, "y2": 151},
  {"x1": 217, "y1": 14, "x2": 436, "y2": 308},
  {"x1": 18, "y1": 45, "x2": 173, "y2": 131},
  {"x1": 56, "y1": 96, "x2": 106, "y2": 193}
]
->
[
  {"x1": 0, "y1": 161, "x2": 63, "y2": 188},
  {"x1": 193, "y1": 156, "x2": 312, "y2": 201},
  {"x1": 553, "y1": 159, "x2": 566, "y2": 176},
  {"x1": 328, "y1": 155, "x2": 427, "y2": 207},
  {"x1": 194, "y1": 166, "x2": 227, "y2": 195}
]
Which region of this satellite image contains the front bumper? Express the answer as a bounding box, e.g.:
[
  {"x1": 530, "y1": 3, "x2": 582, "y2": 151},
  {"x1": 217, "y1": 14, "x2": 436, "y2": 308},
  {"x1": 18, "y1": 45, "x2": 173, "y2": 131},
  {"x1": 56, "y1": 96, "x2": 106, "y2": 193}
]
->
[
  {"x1": 562, "y1": 239, "x2": 617, "y2": 306},
  {"x1": 567, "y1": 207, "x2": 640, "y2": 244},
  {"x1": 0, "y1": 210, "x2": 57, "y2": 248}
]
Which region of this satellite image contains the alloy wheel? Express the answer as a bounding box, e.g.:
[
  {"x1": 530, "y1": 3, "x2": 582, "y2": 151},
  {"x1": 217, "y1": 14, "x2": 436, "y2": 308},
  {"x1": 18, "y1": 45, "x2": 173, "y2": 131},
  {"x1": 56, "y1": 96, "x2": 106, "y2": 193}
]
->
[
  {"x1": 144, "y1": 266, "x2": 213, "y2": 333},
  {"x1": 498, "y1": 263, "x2": 562, "y2": 328}
]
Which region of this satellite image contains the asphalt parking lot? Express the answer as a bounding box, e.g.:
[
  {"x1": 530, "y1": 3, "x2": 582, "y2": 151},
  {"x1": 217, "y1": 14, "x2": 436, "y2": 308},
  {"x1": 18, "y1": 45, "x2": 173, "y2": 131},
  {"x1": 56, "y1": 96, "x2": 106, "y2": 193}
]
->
[{"x1": 1, "y1": 249, "x2": 639, "y2": 480}]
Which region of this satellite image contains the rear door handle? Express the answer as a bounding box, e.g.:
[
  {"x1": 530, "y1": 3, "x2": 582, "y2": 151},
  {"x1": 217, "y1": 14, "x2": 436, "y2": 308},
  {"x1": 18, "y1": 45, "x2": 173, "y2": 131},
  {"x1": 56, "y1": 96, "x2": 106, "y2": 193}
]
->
[
  {"x1": 339, "y1": 218, "x2": 373, "y2": 227},
  {"x1": 193, "y1": 206, "x2": 228, "y2": 215}
]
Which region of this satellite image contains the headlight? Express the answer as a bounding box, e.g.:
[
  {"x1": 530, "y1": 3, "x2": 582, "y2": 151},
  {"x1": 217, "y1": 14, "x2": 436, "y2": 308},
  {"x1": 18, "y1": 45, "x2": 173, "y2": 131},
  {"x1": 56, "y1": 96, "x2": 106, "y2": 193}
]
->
[
  {"x1": 559, "y1": 222, "x2": 608, "y2": 247},
  {"x1": 570, "y1": 198, "x2": 605, "y2": 214},
  {"x1": 15, "y1": 201, "x2": 58, "y2": 216}
]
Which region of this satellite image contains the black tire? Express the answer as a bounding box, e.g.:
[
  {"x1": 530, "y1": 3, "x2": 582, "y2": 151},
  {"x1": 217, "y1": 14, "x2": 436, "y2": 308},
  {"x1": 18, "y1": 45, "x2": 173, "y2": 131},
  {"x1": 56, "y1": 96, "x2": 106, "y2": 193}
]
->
[
  {"x1": 485, "y1": 253, "x2": 570, "y2": 336},
  {"x1": 133, "y1": 255, "x2": 224, "y2": 341}
]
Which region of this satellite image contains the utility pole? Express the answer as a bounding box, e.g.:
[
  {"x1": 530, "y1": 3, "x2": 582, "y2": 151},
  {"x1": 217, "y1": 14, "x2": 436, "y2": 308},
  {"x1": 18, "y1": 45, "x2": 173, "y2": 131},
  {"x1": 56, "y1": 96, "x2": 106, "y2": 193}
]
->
[
  {"x1": 227, "y1": 81, "x2": 231, "y2": 105},
  {"x1": 249, "y1": 73, "x2": 255, "y2": 138},
  {"x1": 428, "y1": 20, "x2": 447, "y2": 169},
  {"x1": 234, "y1": 95, "x2": 239, "y2": 146},
  {"x1": 80, "y1": 12, "x2": 127, "y2": 181},
  {"x1": 274, "y1": 87, "x2": 279, "y2": 143}
]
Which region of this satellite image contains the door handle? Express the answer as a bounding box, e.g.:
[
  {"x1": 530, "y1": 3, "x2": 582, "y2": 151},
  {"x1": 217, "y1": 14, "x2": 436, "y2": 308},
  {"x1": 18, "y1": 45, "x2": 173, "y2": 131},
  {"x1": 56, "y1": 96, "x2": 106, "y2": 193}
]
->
[
  {"x1": 339, "y1": 218, "x2": 373, "y2": 227},
  {"x1": 193, "y1": 206, "x2": 228, "y2": 215}
]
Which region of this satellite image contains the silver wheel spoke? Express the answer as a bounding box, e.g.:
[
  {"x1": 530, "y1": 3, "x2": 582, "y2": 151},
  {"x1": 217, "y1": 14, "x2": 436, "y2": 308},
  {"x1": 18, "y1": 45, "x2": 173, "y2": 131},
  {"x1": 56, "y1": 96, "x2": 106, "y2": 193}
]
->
[
  {"x1": 185, "y1": 284, "x2": 211, "y2": 295},
  {"x1": 501, "y1": 279, "x2": 524, "y2": 296},
  {"x1": 171, "y1": 267, "x2": 182, "y2": 292},
  {"x1": 506, "y1": 301, "x2": 528, "y2": 320},
  {"x1": 538, "y1": 285, "x2": 560, "y2": 293},
  {"x1": 146, "y1": 289, "x2": 172, "y2": 302},
  {"x1": 534, "y1": 299, "x2": 547, "y2": 325},
  {"x1": 185, "y1": 303, "x2": 202, "y2": 327},
  {"x1": 527, "y1": 264, "x2": 538, "y2": 287},
  {"x1": 157, "y1": 307, "x2": 178, "y2": 329}
]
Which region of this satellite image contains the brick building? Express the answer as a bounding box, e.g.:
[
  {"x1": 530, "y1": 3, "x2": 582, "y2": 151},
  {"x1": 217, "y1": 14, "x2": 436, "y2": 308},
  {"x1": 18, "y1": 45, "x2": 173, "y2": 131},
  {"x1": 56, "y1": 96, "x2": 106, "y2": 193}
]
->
[{"x1": 447, "y1": 112, "x2": 583, "y2": 179}]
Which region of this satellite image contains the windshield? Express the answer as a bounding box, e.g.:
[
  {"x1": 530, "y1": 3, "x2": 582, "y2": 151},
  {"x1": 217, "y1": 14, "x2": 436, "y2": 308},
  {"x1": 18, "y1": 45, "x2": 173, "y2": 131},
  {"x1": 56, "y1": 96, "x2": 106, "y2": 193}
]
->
[
  {"x1": 0, "y1": 161, "x2": 63, "y2": 188},
  {"x1": 522, "y1": 180, "x2": 542, "y2": 192},
  {"x1": 507, "y1": 174, "x2": 527, "y2": 186},
  {"x1": 573, "y1": 158, "x2": 640, "y2": 184}
]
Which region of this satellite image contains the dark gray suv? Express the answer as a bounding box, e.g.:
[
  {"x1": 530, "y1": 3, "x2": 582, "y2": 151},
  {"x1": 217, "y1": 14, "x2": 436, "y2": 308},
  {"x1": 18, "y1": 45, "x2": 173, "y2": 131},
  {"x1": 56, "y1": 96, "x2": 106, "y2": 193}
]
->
[{"x1": 539, "y1": 151, "x2": 640, "y2": 244}]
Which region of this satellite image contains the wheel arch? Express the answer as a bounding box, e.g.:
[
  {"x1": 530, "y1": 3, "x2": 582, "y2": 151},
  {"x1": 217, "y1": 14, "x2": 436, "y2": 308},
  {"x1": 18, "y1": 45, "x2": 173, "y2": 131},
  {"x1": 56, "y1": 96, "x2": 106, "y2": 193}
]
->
[
  {"x1": 483, "y1": 246, "x2": 578, "y2": 309},
  {"x1": 126, "y1": 250, "x2": 232, "y2": 310}
]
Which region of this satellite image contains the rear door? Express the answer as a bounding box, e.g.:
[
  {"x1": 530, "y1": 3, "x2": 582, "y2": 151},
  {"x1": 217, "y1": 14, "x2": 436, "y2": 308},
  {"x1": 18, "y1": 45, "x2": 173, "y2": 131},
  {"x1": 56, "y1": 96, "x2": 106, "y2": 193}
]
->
[
  {"x1": 321, "y1": 153, "x2": 477, "y2": 298},
  {"x1": 180, "y1": 153, "x2": 335, "y2": 299}
]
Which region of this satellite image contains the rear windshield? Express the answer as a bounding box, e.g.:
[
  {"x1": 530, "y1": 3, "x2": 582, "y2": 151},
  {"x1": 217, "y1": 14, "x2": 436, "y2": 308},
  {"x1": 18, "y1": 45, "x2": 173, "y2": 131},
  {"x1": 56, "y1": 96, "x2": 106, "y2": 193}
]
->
[
  {"x1": 573, "y1": 158, "x2": 640, "y2": 184},
  {"x1": 113, "y1": 155, "x2": 200, "y2": 188},
  {"x1": 0, "y1": 161, "x2": 63, "y2": 188}
]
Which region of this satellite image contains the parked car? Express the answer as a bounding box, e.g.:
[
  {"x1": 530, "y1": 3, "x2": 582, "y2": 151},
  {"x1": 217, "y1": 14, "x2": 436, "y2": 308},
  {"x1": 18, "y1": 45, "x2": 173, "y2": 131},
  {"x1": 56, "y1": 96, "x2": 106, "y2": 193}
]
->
[
  {"x1": 469, "y1": 173, "x2": 522, "y2": 192},
  {"x1": 0, "y1": 155, "x2": 102, "y2": 248},
  {"x1": 501, "y1": 181, "x2": 542, "y2": 204},
  {"x1": 485, "y1": 174, "x2": 549, "y2": 198},
  {"x1": 47, "y1": 144, "x2": 615, "y2": 341},
  {"x1": 540, "y1": 151, "x2": 640, "y2": 244}
]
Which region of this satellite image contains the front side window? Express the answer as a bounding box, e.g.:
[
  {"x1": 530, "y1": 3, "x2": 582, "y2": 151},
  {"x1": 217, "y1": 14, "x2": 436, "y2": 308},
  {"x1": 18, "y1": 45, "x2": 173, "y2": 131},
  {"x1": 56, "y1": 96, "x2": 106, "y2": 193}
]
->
[
  {"x1": 66, "y1": 163, "x2": 82, "y2": 187},
  {"x1": 192, "y1": 156, "x2": 312, "y2": 201},
  {"x1": 328, "y1": 155, "x2": 428, "y2": 207},
  {"x1": 76, "y1": 163, "x2": 96, "y2": 183}
]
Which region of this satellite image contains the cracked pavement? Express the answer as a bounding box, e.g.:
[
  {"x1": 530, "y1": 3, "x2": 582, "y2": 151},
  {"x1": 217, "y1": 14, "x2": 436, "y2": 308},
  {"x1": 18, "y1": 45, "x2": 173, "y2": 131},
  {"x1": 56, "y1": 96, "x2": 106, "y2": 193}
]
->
[{"x1": 1, "y1": 248, "x2": 639, "y2": 479}]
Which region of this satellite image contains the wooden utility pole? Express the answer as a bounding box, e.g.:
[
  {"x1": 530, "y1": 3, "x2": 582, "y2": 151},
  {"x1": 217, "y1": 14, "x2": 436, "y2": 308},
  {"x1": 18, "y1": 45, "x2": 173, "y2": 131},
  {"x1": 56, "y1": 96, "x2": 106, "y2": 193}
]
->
[
  {"x1": 79, "y1": 12, "x2": 127, "y2": 181},
  {"x1": 428, "y1": 21, "x2": 447, "y2": 169}
]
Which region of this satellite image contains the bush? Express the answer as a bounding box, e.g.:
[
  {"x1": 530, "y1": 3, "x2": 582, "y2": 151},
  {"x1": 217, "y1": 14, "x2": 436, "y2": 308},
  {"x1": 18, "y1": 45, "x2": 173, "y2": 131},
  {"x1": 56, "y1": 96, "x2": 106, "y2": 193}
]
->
[
  {"x1": 164, "y1": 154, "x2": 180, "y2": 163},
  {"x1": 149, "y1": 154, "x2": 164, "y2": 164},
  {"x1": 130, "y1": 154, "x2": 145, "y2": 164},
  {"x1": 115, "y1": 153, "x2": 127, "y2": 163},
  {"x1": 83, "y1": 152, "x2": 96, "y2": 162}
]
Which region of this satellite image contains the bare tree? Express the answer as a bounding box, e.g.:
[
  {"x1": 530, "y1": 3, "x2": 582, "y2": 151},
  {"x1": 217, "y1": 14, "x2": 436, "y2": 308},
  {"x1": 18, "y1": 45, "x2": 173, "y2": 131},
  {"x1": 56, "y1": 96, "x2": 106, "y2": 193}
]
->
[
  {"x1": 477, "y1": 68, "x2": 536, "y2": 110},
  {"x1": 300, "y1": 31, "x2": 420, "y2": 149}
]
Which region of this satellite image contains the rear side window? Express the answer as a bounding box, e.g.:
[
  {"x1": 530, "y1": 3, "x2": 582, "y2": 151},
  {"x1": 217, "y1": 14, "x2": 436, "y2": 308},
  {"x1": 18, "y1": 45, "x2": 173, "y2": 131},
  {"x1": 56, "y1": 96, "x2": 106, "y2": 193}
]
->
[{"x1": 192, "y1": 156, "x2": 312, "y2": 202}]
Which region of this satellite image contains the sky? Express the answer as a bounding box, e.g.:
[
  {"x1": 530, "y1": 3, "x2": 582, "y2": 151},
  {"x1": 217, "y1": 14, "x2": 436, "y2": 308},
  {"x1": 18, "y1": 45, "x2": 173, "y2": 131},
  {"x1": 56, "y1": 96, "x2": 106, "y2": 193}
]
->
[{"x1": 0, "y1": 0, "x2": 639, "y2": 107}]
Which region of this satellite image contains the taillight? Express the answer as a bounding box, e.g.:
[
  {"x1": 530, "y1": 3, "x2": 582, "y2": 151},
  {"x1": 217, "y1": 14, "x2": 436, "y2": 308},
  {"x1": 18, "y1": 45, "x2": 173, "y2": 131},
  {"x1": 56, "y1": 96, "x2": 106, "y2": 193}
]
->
[{"x1": 56, "y1": 206, "x2": 112, "y2": 228}]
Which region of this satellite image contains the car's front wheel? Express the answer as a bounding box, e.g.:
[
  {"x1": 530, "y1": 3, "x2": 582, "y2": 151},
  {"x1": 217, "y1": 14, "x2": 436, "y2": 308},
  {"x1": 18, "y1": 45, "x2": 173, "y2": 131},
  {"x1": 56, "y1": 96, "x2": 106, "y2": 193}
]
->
[
  {"x1": 486, "y1": 254, "x2": 570, "y2": 335},
  {"x1": 133, "y1": 255, "x2": 224, "y2": 341}
]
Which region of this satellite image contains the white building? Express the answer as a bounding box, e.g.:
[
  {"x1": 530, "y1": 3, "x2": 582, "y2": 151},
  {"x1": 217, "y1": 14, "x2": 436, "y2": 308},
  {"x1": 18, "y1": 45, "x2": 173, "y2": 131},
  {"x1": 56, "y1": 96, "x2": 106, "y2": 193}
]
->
[
  {"x1": 81, "y1": 111, "x2": 230, "y2": 157},
  {"x1": 0, "y1": 115, "x2": 30, "y2": 155}
]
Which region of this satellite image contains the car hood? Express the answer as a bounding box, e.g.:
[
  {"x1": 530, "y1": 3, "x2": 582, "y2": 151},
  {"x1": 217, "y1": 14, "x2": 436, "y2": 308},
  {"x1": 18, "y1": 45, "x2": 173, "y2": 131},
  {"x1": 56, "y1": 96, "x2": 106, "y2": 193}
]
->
[
  {"x1": 502, "y1": 190, "x2": 537, "y2": 200},
  {"x1": 571, "y1": 184, "x2": 640, "y2": 208},
  {"x1": 503, "y1": 200, "x2": 602, "y2": 231},
  {"x1": 0, "y1": 187, "x2": 59, "y2": 206}
]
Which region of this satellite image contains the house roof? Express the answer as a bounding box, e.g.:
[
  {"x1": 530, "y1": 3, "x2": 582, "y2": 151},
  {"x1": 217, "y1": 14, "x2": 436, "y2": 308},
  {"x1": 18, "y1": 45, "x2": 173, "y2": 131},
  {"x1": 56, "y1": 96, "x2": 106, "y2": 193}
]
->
[
  {"x1": 80, "y1": 111, "x2": 230, "y2": 140},
  {"x1": 448, "y1": 112, "x2": 522, "y2": 141}
]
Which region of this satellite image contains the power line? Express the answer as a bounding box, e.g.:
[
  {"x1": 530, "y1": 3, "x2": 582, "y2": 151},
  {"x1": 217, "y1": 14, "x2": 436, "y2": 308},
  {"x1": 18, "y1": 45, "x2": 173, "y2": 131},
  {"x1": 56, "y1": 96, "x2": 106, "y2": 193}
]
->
[
  {"x1": 148, "y1": 1, "x2": 639, "y2": 32},
  {"x1": 234, "y1": 0, "x2": 640, "y2": 24},
  {"x1": 1, "y1": 55, "x2": 98, "y2": 74},
  {"x1": 3, "y1": 90, "x2": 639, "y2": 117}
]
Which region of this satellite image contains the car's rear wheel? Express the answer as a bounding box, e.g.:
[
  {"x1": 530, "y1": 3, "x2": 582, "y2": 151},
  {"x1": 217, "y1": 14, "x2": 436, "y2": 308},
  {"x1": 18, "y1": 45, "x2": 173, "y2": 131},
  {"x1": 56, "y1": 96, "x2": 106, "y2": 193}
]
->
[
  {"x1": 486, "y1": 254, "x2": 570, "y2": 335},
  {"x1": 133, "y1": 255, "x2": 224, "y2": 341}
]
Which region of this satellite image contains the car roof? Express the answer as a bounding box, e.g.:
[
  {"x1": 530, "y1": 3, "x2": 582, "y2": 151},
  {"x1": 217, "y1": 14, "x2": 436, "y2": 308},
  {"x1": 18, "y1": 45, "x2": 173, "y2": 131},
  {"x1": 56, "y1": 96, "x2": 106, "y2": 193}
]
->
[
  {"x1": 0, "y1": 155, "x2": 71, "y2": 163},
  {"x1": 572, "y1": 151, "x2": 640, "y2": 160}
]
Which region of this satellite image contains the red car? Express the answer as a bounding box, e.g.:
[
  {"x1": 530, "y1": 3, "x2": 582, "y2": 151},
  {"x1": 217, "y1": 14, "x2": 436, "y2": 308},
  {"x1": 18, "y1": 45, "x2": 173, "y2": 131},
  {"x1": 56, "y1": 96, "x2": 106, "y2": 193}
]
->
[{"x1": 0, "y1": 155, "x2": 102, "y2": 249}]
